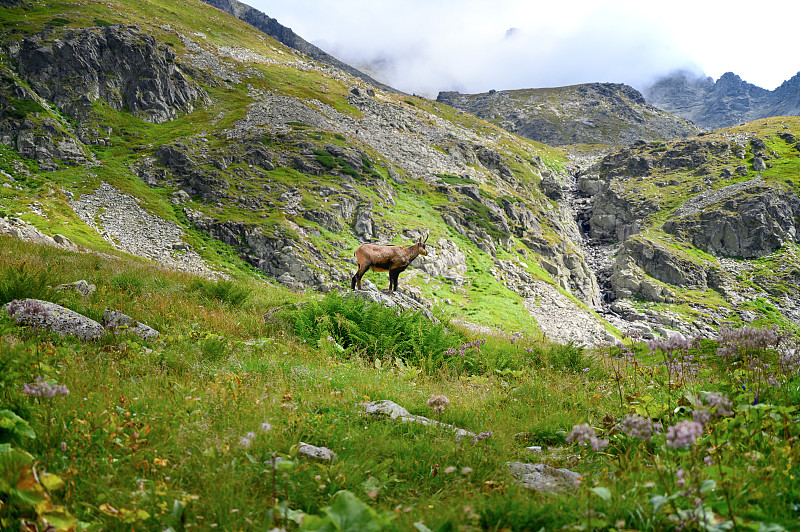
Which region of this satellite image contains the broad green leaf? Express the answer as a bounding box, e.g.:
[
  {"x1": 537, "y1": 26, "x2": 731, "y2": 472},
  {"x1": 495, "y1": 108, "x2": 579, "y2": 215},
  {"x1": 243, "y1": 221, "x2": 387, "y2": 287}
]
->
[
  {"x1": 0, "y1": 447, "x2": 44, "y2": 506},
  {"x1": 40, "y1": 472, "x2": 66, "y2": 492},
  {"x1": 758, "y1": 523, "x2": 787, "y2": 532},
  {"x1": 324, "y1": 490, "x2": 389, "y2": 532},
  {"x1": 0, "y1": 410, "x2": 35, "y2": 440},
  {"x1": 590, "y1": 486, "x2": 611, "y2": 501},
  {"x1": 700, "y1": 479, "x2": 716, "y2": 494},
  {"x1": 650, "y1": 494, "x2": 668, "y2": 513}
]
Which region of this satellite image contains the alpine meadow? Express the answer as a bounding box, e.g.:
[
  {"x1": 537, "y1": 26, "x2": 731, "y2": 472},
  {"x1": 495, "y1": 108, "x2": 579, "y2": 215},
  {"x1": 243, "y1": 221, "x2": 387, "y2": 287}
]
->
[{"x1": 1, "y1": 0, "x2": 800, "y2": 530}]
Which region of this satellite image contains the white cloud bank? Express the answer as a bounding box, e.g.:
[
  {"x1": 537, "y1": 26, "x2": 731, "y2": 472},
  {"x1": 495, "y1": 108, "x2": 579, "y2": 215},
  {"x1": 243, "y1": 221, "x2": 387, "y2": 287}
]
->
[{"x1": 248, "y1": 0, "x2": 798, "y2": 96}]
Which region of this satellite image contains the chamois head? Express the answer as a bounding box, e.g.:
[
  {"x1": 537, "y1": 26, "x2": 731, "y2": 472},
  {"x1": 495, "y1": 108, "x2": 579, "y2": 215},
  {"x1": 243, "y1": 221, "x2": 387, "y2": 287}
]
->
[{"x1": 417, "y1": 233, "x2": 429, "y2": 257}]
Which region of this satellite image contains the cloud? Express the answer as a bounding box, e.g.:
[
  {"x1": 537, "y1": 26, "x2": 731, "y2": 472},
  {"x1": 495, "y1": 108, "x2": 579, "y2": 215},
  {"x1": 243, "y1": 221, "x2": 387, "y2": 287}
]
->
[{"x1": 247, "y1": 0, "x2": 792, "y2": 95}]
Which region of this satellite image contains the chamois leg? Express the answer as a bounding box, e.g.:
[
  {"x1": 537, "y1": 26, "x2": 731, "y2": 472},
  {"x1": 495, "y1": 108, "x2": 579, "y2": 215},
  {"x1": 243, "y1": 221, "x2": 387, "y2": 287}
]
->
[
  {"x1": 351, "y1": 264, "x2": 369, "y2": 290},
  {"x1": 388, "y1": 269, "x2": 400, "y2": 293}
]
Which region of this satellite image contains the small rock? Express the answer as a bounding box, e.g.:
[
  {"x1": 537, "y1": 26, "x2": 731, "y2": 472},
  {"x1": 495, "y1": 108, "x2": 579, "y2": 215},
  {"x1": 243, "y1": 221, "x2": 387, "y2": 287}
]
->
[
  {"x1": 298, "y1": 442, "x2": 336, "y2": 461},
  {"x1": 507, "y1": 462, "x2": 581, "y2": 493},
  {"x1": 526, "y1": 446, "x2": 543, "y2": 453},
  {"x1": 56, "y1": 279, "x2": 96, "y2": 298}
]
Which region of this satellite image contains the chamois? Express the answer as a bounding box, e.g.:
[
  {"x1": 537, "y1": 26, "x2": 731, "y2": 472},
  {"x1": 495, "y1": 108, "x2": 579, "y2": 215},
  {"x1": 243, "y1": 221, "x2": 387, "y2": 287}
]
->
[{"x1": 350, "y1": 234, "x2": 429, "y2": 293}]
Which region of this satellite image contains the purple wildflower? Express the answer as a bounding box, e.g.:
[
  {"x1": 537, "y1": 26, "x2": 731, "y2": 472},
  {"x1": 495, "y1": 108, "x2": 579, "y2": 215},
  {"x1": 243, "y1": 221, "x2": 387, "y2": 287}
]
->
[
  {"x1": 567, "y1": 423, "x2": 608, "y2": 451},
  {"x1": 427, "y1": 394, "x2": 450, "y2": 414},
  {"x1": 665, "y1": 420, "x2": 704, "y2": 449},
  {"x1": 621, "y1": 414, "x2": 657, "y2": 441},
  {"x1": 692, "y1": 408, "x2": 711, "y2": 426},
  {"x1": 704, "y1": 392, "x2": 733, "y2": 417},
  {"x1": 23, "y1": 376, "x2": 69, "y2": 399}
]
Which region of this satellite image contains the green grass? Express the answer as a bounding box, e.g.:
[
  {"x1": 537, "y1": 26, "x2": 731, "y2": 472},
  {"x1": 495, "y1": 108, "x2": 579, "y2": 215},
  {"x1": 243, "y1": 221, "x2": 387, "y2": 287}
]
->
[{"x1": 1, "y1": 237, "x2": 798, "y2": 531}]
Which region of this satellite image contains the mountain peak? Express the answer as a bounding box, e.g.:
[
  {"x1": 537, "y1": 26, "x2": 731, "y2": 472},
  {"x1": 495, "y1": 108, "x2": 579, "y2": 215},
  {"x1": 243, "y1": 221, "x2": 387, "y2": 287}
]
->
[{"x1": 644, "y1": 70, "x2": 799, "y2": 129}]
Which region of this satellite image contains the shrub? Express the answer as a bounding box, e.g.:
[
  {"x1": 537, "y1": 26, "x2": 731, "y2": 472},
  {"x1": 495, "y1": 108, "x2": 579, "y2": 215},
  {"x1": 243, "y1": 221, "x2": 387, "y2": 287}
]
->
[
  {"x1": 0, "y1": 262, "x2": 56, "y2": 305},
  {"x1": 287, "y1": 292, "x2": 463, "y2": 370},
  {"x1": 188, "y1": 278, "x2": 249, "y2": 307}
]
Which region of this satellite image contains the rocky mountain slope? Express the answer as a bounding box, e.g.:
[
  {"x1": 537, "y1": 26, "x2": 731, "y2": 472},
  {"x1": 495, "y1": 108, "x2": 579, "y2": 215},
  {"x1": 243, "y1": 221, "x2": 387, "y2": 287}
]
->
[
  {"x1": 198, "y1": 0, "x2": 398, "y2": 94},
  {"x1": 644, "y1": 70, "x2": 800, "y2": 130},
  {"x1": 2, "y1": 0, "x2": 799, "y2": 344},
  {"x1": 576, "y1": 117, "x2": 800, "y2": 337},
  {"x1": 0, "y1": 0, "x2": 614, "y2": 345},
  {"x1": 437, "y1": 83, "x2": 700, "y2": 147}
]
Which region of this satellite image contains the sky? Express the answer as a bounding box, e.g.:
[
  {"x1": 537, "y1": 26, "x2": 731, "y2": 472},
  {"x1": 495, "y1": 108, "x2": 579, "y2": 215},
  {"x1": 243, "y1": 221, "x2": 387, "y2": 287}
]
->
[{"x1": 247, "y1": 0, "x2": 798, "y2": 98}]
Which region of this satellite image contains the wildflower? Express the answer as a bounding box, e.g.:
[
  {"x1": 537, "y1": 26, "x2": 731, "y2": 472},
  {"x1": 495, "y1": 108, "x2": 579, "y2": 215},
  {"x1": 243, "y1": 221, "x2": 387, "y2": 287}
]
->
[
  {"x1": 61, "y1": 441, "x2": 67, "y2": 452},
  {"x1": 692, "y1": 408, "x2": 711, "y2": 426},
  {"x1": 703, "y1": 455, "x2": 713, "y2": 466},
  {"x1": 675, "y1": 469, "x2": 686, "y2": 488},
  {"x1": 704, "y1": 392, "x2": 733, "y2": 417},
  {"x1": 427, "y1": 394, "x2": 450, "y2": 414},
  {"x1": 239, "y1": 436, "x2": 252, "y2": 449},
  {"x1": 716, "y1": 326, "x2": 779, "y2": 358},
  {"x1": 647, "y1": 333, "x2": 694, "y2": 356},
  {"x1": 621, "y1": 414, "x2": 656, "y2": 441},
  {"x1": 23, "y1": 376, "x2": 70, "y2": 398},
  {"x1": 461, "y1": 467, "x2": 473, "y2": 475},
  {"x1": 260, "y1": 421, "x2": 272, "y2": 432},
  {"x1": 665, "y1": 420, "x2": 704, "y2": 448},
  {"x1": 767, "y1": 375, "x2": 779, "y2": 387},
  {"x1": 444, "y1": 466, "x2": 456, "y2": 474},
  {"x1": 567, "y1": 423, "x2": 608, "y2": 451},
  {"x1": 6, "y1": 299, "x2": 50, "y2": 319}
]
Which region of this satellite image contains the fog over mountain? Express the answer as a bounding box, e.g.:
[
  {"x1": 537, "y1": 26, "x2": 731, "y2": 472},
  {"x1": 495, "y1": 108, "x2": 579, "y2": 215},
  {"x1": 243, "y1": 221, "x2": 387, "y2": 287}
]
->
[{"x1": 248, "y1": 0, "x2": 798, "y2": 97}]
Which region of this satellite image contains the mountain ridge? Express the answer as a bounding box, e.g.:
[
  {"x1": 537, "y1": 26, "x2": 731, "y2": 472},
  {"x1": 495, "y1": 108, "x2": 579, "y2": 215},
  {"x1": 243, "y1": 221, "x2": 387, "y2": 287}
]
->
[
  {"x1": 436, "y1": 83, "x2": 700, "y2": 147},
  {"x1": 643, "y1": 69, "x2": 800, "y2": 129}
]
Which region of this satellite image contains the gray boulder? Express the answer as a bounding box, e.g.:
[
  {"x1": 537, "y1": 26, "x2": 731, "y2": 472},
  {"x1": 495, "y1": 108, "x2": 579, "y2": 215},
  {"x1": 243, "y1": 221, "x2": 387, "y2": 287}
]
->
[
  {"x1": 102, "y1": 309, "x2": 160, "y2": 340},
  {"x1": 56, "y1": 280, "x2": 96, "y2": 298},
  {"x1": 298, "y1": 442, "x2": 336, "y2": 461},
  {"x1": 507, "y1": 462, "x2": 582, "y2": 493},
  {"x1": 4, "y1": 299, "x2": 105, "y2": 340}
]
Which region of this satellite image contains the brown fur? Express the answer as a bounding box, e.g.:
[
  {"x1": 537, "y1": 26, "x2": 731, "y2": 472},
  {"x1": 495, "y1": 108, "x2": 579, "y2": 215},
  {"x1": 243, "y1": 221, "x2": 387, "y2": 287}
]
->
[{"x1": 351, "y1": 235, "x2": 429, "y2": 293}]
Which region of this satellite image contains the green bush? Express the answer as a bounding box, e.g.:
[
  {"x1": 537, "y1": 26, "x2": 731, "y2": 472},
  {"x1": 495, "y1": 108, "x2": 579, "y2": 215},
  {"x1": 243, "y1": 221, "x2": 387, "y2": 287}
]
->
[
  {"x1": 188, "y1": 278, "x2": 249, "y2": 307},
  {"x1": 0, "y1": 262, "x2": 56, "y2": 305},
  {"x1": 287, "y1": 292, "x2": 463, "y2": 369}
]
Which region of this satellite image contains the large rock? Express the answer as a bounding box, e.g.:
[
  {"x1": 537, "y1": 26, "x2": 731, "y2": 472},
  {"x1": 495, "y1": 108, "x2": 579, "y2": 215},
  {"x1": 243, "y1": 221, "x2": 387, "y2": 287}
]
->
[
  {"x1": 617, "y1": 234, "x2": 721, "y2": 289},
  {"x1": 102, "y1": 309, "x2": 160, "y2": 340},
  {"x1": 663, "y1": 185, "x2": 800, "y2": 258},
  {"x1": 4, "y1": 299, "x2": 106, "y2": 340},
  {"x1": 16, "y1": 25, "x2": 203, "y2": 123},
  {"x1": 362, "y1": 400, "x2": 477, "y2": 442}
]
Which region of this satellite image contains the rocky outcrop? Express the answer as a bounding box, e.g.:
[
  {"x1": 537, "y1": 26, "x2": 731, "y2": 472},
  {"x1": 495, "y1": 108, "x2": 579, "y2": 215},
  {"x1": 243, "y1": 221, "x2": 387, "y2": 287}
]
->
[
  {"x1": 102, "y1": 309, "x2": 160, "y2": 340},
  {"x1": 0, "y1": 217, "x2": 82, "y2": 252},
  {"x1": 0, "y1": 70, "x2": 92, "y2": 169},
  {"x1": 663, "y1": 185, "x2": 800, "y2": 258},
  {"x1": 507, "y1": 462, "x2": 582, "y2": 493},
  {"x1": 616, "y1": 234, "x2": 723, "y2": 290},
  {"x1": 15, "y1": 25, "x2": 203, "y2": 123},
  {"x1": 437, "y1": 83, "x2": 699, "y2": 147},
  {"x1": 644, "y1": 70, "x2": 800, "y2": 130}
]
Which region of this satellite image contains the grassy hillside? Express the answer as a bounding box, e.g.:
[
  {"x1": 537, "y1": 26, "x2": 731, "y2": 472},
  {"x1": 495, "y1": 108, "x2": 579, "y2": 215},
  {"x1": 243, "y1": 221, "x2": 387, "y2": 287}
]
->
[{"x1": 2, "y1": 235, "x2": 799, "y2": 530}]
